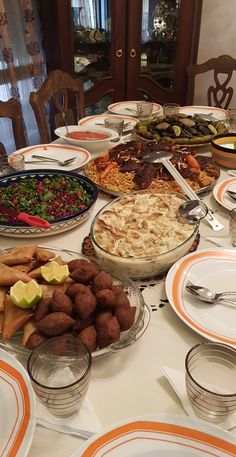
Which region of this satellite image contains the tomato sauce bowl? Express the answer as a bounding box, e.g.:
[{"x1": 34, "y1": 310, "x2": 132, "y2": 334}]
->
[{"x1": 54, "y1": 125, "x2": 119, "y2": 154}]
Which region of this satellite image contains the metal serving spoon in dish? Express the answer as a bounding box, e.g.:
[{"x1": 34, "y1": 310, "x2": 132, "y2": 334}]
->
[
  {"x1": 226, "y1": 190, "x2": 236, "y2": 201},
  {"x1": 28, "y1": 155, "x2": 76, "y2": 166},
  {"x1": 185, "y1": 280, "x2": 236, "y2": 305},
  {"x1": 142, "y1": 150, "x2": 224, "y2": 231}
]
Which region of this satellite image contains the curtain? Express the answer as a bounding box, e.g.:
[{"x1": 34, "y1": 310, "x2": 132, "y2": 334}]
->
[{"x1": 0, "y1": 0, "x2": 46, "y2": 153}]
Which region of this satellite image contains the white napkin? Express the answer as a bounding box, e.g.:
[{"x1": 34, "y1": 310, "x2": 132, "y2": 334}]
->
[
  {"x1": 162, "y1": 366, "x2": 236, "y2": 431},
  {"x1": 36, "y1": 397, "x2": 102, "y2": 439}
]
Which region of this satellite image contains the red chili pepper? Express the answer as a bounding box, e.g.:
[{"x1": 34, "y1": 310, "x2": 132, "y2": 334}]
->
[{"x1": 100, "y1": 162, "x2": 118, "y2": 180}]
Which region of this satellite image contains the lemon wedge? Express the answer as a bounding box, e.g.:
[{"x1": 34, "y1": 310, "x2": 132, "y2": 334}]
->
[
  {"x1": 10, "y1": 280, "x2": 42, "y2": 309},
  {"x1": 41, "y1": 260, "x2": 69, "y2": 284},
  {"x1": 172, "y1": 125, "x2": 181, "y2": 137}
]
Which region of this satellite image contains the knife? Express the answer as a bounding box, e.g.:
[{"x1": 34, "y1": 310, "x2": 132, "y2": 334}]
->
[{"x1": 0, "y1": 203, "x2": 51, "y2": 229}]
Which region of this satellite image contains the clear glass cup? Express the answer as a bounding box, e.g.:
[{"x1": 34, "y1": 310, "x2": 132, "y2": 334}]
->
[
  {"x1": 104, "y1": 118, "x2": 124, "y2": 139},
  {"x1": 136, "y1": 101, "x2": 153, "y2": 121},
  {"x1": 227, "y1": 108, "x2": 236, "y2": 132},
  {"x1": 185, "y1": 342, "x2": 236, "y2": 423},
  {"x1": 163, "y1": 103, "x2": 180, "y2": 116},
  {"x1": 9, "y1": 153, "x2": 25, "y2": 171},
  {"x1": 27, "y1": 335, "x2": 92, "y2": 418},
  {"x1": 229, "y1": 207, "x2": 236, "y2": 246}
]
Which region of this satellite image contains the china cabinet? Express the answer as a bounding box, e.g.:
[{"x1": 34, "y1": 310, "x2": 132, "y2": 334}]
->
[{"x1": 38, "y1": 0, "x2": 202, "y2": 110}]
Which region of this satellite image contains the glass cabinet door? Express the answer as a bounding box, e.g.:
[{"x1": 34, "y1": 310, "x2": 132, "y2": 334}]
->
[
  {"x1": 71, "y1": 0, "x2": 112, "y2": 91},
  {"x1": 140, "y1": 0, "x2": 181, "y2": 90}
]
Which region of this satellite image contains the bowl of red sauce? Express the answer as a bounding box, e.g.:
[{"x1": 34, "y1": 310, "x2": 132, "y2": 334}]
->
[{"x1": 54, "y1": 125, "x2": 119, "y2": 154}]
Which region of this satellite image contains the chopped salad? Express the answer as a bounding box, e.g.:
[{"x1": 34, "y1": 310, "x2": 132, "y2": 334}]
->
[{"x1": 0, "y1": 175, "x2": 93, "y2": 222}]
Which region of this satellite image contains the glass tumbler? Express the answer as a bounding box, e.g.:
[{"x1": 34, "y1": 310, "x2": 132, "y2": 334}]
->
[
  {"x1": 27, "y1": 335, "x2": 92, "y2": 417},
  {"x1": 9, "y1": 153, "x2": 25, "y2": 171},
  {"x1": 136, "y1": 101, "x2": 153, "y2": 121},
  {"x1": 163, "y1": 103, "x2": 180, "y2": 116},
  {"x1": 185, "y1": 342, "x2": 236, "y2": 423},
  {"x1": 227, "y1": 108, "x2": 236, "y2": 132},
  {"x1": 104, "y1": 118, "x2": 124, "y2": 139},
  {"x1": 229, "y1": 207, "x2": 236, "y2": 246}
]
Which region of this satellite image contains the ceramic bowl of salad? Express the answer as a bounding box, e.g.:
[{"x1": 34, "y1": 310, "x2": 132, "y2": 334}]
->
[
  {"x1": 211, "y1": 133, "x2": 236, "y2": 168},
  {"x1": 54, "y1": 125, "x2": 119, "y2": 154},
  {"x1": 0, "y1": 169, "x2": 98, "y2": 238}
]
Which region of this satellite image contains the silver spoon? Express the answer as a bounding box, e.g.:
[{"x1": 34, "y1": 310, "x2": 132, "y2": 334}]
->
[
  {"x1": 30, "y1": 155, "x2": 76, "y2": 166},
  {"x1": 142, "y1": 150, "x2": 224, "y2": 231},
  {"x1": 185, "y1": 280, "x2": 236, "y2": 305}
]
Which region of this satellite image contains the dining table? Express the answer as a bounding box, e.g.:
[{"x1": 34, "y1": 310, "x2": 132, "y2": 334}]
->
[{"x1": 0, "y1": 134, "x2": 236, "y2": 457}]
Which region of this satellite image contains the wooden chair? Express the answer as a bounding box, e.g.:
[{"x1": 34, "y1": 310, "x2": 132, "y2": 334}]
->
[
  {"x1": 186, "y1": 55, "x2": 236, "y2": 109},
  {"x1": 29, "y1": 69, "x2": 85, "y2": 143},
  {"x1": 0, "y1": 98, "x2": 27, "y2": 151}
]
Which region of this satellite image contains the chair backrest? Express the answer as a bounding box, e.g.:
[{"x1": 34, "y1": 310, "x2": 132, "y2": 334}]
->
[
  {"x1": 29, "y1": 69, "x2": 85, "y2": 144},
  {"x1": 186, "y1": 55, "x2": 236, "y2": 109},
  {"x1": 0, "y1": 98, "x2": 27, "y2": 150}
]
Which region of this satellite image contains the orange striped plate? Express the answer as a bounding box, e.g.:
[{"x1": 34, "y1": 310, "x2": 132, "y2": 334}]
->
[
  {"x1": 72, "y1": 414, "x2": 236, "y2": 456},
  {"x1": 165, "y1": 248, "x2": 236, "y2": 346},
  {"x1": 0, "y1": 348, "x2": 35, "y2": 457},
  {"x1": 213, "y1": 177, "x2": 236, "y2": 211}
]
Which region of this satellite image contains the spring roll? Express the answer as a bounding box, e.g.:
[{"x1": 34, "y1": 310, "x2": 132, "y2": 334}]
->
[
  {"x1": 35, "y1": 247, "x2": 56, "y2": 263},
  {"x1": 2, "y1": 295, "x2": 33, "y2": 342},
  {"x1": 29, "y1": 256, "x2": 64, "y2": 280},
  {"x1": 0, "y1": 286, "x2": 6, "y2": 312},
  {"x1": 0, "y1": 263, "x2": 31, "y2": 286},
  {"x1": 13, "y1": 260, "x2": 39, "y2": 274},
  {"x1": 21, "y1": 319, "x2": 37, "y2": 346},
  {"x1": 0, "y1": 245, "x2": 37, "y2": 266}
]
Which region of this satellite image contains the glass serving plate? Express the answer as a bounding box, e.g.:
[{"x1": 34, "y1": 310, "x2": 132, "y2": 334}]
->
[{"x1": 0, "y1": 246, "x2": 151, "y2": 360}]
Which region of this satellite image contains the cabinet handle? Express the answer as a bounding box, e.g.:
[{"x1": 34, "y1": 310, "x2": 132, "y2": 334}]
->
[
  {"x1": 116, "y1": 49, "x2": 123, "y2": 58},
  {"x1": 130, "y1": 48, "x2": 137, "y2": 58}
]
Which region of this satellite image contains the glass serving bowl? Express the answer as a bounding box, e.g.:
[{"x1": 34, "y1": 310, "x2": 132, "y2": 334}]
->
[
  {"x1": 90, "y1": 190, "x2": 199, "y2": 279},
  {"x1": 0, "y1": 247, "x2": 150, "y2": 360}
]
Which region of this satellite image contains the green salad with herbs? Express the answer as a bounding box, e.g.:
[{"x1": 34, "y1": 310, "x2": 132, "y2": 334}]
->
[{"x1": 0, "y1": 175, "x2": 93, "y2": 222}]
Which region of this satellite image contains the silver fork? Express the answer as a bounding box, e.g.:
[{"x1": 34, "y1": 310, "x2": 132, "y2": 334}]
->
[
  {"x1": 185, "y1": 280, "x2": 236, "y2": 305},
  {"x1": 29, "y1": 155, "x2": 76, "y2": 166}
]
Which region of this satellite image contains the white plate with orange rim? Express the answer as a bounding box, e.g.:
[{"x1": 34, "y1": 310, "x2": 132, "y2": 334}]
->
[
  {"x1": 165, "y1": 248, "x2": 236, "y2": 347},
  {"x1": 78, "y1": 113, "x2": 138, "y2": 133},
  {"x1": 0, "y1": 348, "x2": 36, "y2": 457},
  {"x1": 8, "y1": 144, "x2": 91, "y2": 172},
  {"x1": 108, "y1": 100, "x2": 162, "y2": 117},
  {"x1": 72, "y1": 413, "x2": 236, "y2": 456},
  {"x1": 213, "y1": 177, "x2": 236, "y2": 211},
  {"x1": 179, "y1": 105, "x2": 227, "y2": 120}
]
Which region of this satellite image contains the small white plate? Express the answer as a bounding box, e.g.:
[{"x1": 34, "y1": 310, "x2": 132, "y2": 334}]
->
[
  {"x1": 179, "y1": 105, "x2": 227, "y2": 120},
  {"x1": 108, "y1": 100, "x2": 162, "y2": 117},
  {"x1": 78, "y1": 114, "x2": 138, "y2": 132},
  {"x1": 72, "y1": 413, "x2": 236, "y2": 456},
  {"x1": 0, "y1": 348, "x2": 36, "y2": 456},
  {"x1": 213, "y1": 177, "x2": 236, "y2": 210},
  {"x1": 9, "y1": 144, "x2": 91, "y2": 171},
  {"x1": 166, "y1": 248, "x2": 236, "y2": 346}
]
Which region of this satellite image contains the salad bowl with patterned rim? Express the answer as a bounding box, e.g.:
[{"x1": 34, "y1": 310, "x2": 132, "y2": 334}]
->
[{"x1": 0, "y1": 169, "x2": 98, "y2": 238}]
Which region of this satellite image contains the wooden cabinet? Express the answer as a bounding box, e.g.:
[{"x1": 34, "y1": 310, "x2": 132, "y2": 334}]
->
[{"x1": 39, "y1": 0, "x2": 202, "y2": 109}]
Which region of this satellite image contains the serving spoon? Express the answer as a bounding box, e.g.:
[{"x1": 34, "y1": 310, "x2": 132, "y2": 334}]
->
[
  {"x1": 185, "y1": 280, "x2": 236, "y2": 305},
  {"x1": 226, "y1": 190, "x2": 236, "y2": 201},
  {"x1": 142, "y1": 150, "x2": 224, "y2": 231}
]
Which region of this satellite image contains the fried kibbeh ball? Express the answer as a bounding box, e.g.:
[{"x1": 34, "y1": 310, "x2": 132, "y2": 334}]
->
[
  {"x1": 78, "y1": 325, "x2": 97, "y2": 352},
  {"x1": 114, "y1": 291, "x2": 131, "y2": 311},
  {"x1": 37, "y1": 312, "x2": 76, "y2": 337},
  {"x1": 97, "y1": 316, "x2": 120, "y2": 349},
  {"x1": 67, "y1": 259, "x2": 89, "y2": 272},
  {"x1": 34, "y1": 297, "x2": 51, "y2": 322},
  {"x1": 95, "y1": 311, "x2": 113, "y2": 331},
  {"x1": 50, "y1": 290, "x2": 73, "y2": 316},
  {"x1": 96, "y1": 289, "x2": 117, "y2": 309},
  {"x1": 66, "y1": 283, "x2": 88, "y2": 299},
  {"x1": 93, "y1": 271, "x2": 113, "y2": 291},
  {"x1": 112, "y1": 284, "x2": 124, "y2": 296},
  {"x1": 69, "y1": 260, "x2": 100, "y2": 284},
  {"x1": 73, "y1": 317, "x2": 93, "y2": 333},
  {"x1": 26, "y1": 332, "x2": 48, "y2": 350},
  {"x1": 74, "y1": 290, "x2": 97, "y2": 320},
  {"x1": 115, "y1": 306, "x2": 136, "y2": 331}
]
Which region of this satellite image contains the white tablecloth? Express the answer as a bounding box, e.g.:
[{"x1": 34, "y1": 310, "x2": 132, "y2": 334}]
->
[{"x1": 0, "y1": 146, "x2": 235, "y2": 457}]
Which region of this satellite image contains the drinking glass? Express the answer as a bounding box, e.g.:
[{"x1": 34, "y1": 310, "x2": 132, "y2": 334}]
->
[
  {"x1": 163, "y1": 103, "x2": 180, "y2": 116},
  {"x1": 229, "y1": 207, "x2": 236, "y2": 246},
  {"x1": 9, "y1": 153, "x2": 25, "y2": 171},
  {"x1": 104, "y1": 118, "x2": 124, "y2": 139},
  {"x1": 27, "y1": 335, "x2": 92, "y2": 417},
  {"x1": 136, "y1": 101, "x2": 153, "y2": 121},
  {"x1": 185, "y1": 342, "x2": 236, "y2": 423},
  {"x1": 227, "y1": 108, "x2": 236, "y2": 132}
]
